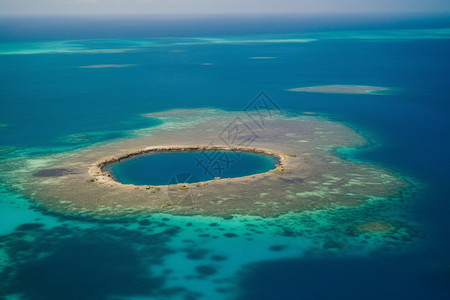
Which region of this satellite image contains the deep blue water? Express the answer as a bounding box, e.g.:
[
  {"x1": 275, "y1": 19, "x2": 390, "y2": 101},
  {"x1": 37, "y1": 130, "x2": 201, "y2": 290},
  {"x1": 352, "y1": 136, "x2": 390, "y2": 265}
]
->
[
  {"x1": 1, "y1": 14, "x2": 450, "y2": 300},
  {"x1": 108, "y1": 151, "x2": 278, "y2": 185}
]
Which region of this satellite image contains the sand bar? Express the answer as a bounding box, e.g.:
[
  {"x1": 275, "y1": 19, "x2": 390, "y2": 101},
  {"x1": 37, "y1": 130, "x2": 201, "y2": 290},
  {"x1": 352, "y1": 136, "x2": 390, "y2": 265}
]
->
[{"x1": 288, "y1": 85, "x2": 391, "y2": 95}]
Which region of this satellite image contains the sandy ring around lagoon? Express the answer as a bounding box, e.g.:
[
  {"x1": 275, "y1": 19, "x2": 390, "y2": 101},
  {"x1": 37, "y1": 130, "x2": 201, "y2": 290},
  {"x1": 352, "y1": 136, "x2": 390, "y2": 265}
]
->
[
  {"x1": 0, "y1": 109, "x2": 413, "y2": 218},
  {"x1": 91, "y1": 145, "x2": 289, "y2": 187}
]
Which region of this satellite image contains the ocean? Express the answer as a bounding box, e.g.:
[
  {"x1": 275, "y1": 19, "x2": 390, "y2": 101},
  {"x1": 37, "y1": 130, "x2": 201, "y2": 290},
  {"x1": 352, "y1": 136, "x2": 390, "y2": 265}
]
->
[{"x1": 0, "y1": 14, "x2": 449, "y2": 300}]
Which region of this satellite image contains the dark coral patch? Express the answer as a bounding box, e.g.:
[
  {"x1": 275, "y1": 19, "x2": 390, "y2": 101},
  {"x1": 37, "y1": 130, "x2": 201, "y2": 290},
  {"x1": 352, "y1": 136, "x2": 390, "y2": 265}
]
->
[
  {"x1": 269, "y1": 245, "x2": 287, "y2": 252},
  {"x1": 0, "y1": 225, "x2": 182, "y2": 300},
  {"x1": 186, "y1": 249, "x2": 210, "y2": 260},
  {"x1": 15, "y1": 223, "x2": 45, "y2": 231},
  {"x1": 210, "y1": 255, "x2": 228, "y2": 262},
  {"x1": 33, "y1": 168, "x2": 76, "y2": 177},
  {"x1": 8, "y1": 239, "x2": 164, "y2": 300},
  {"x1": 138, "y1": 219, "x2": 151, "y2": 226},
  {"x1": 195, "y1": 265, "x2": 218, "y2": 277},
  {"x1": 224, "y1": 233, "x2": 238, "y2": 238},
  {"x1": 278, "y1": 177, "x2": 305, "y2": 183}
]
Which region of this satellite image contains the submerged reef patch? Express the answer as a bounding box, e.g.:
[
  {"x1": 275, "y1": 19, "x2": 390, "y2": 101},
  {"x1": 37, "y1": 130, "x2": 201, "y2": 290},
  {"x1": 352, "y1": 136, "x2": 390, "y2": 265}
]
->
[
  {"x1": 0, "y1": 223, "x2": 184, "y2": 300},
  {"x1": 0, "y1": 109, "x2": 411, "y2": 218},
  {"x1": 353, "y1": 221, "x2": 395, "y2": 234},
  {"x1": 14, "y1": 223, "x2": 45, "y2": 231}
]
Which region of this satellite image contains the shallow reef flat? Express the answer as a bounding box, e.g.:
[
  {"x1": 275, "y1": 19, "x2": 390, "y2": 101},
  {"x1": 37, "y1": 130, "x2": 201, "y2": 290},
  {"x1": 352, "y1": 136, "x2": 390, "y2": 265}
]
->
[
  {"x1": 0, "y1": 109, "x2": 411, "y2": 218},
  {"x1": 287, "y1": 85, "x2": 391, "y2": 95},
  {"x1": 249, "y1": 57, "x2": 277, "y2": 59},
  {"x1": 78, "y1": 64, "x2": 135, "y2": 69},
  {"x1": 1, "y1": 28, "x2": 449, "y2": 56}
]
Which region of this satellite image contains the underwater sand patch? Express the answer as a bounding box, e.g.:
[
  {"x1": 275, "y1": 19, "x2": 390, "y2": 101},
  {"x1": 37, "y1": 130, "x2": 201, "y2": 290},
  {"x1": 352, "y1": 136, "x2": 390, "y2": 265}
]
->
[
  {"x1": 79, "y1": 64, "x2": 135, "y2": 69},
  {"x1": 249, "y1": 57, "x2": 277, "y2": 59},
  {"x1": 142, "y1": 108, "x2": 208, "y2": 118},
  {"x1": 81, "y1": 48, "x2": 137, "y2": 54},
  {"x1": 287, "y1": 85, "x2": 391, "y2": 95},
  {"x1": 0, "y1": 109, "x2": 411, "y2": 218}
]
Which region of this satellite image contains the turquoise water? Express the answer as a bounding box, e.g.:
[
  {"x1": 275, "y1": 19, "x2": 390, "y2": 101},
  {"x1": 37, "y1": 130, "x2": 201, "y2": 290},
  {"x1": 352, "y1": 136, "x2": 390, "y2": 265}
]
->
[
  {"x1": 1, "y1": 14, "x2": 450, "y2": 300},
  {"x1": 108, "y1": 151, "x2": 278, "y2": 185}
]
